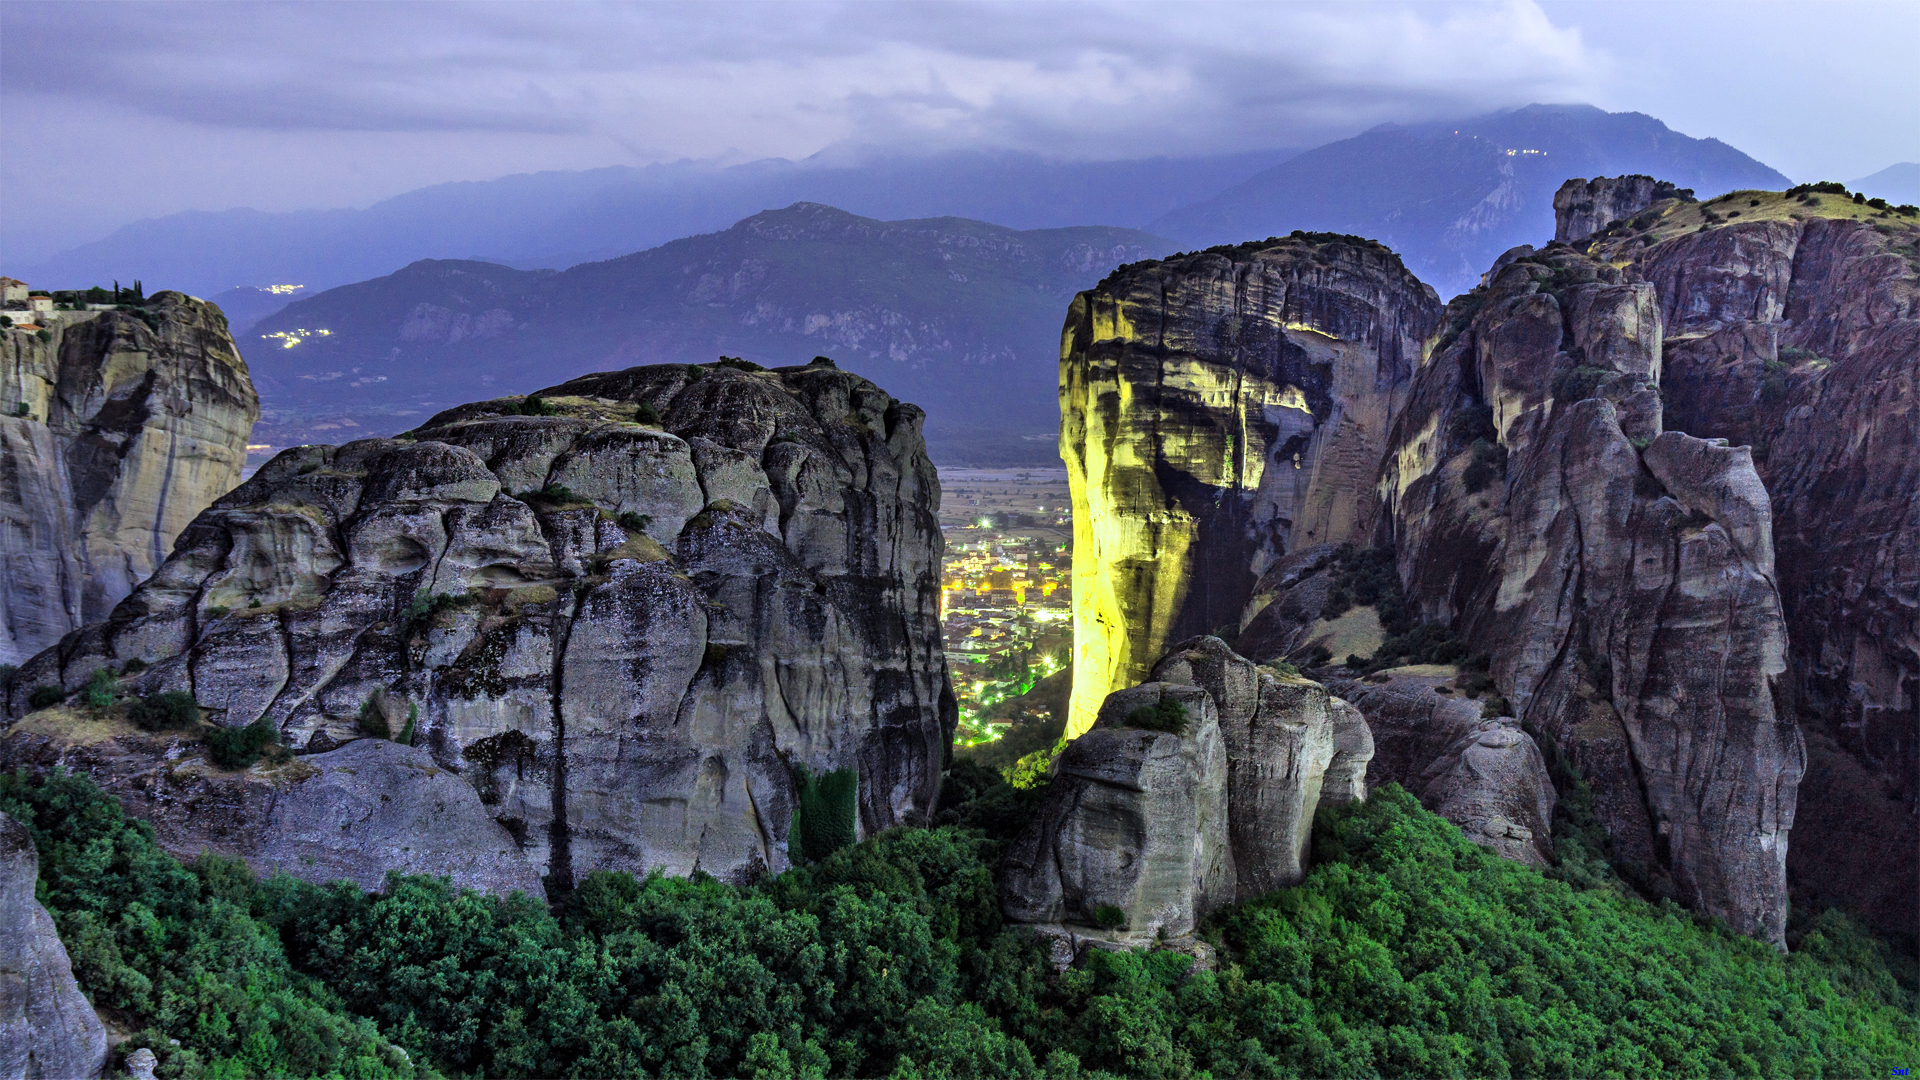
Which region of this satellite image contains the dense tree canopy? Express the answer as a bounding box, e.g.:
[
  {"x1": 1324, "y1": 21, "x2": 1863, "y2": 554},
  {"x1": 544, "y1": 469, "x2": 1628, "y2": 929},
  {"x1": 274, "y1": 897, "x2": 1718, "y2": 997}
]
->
[{"x1": 4, "y1": 765, "x2": 1912, "y2": 1079}]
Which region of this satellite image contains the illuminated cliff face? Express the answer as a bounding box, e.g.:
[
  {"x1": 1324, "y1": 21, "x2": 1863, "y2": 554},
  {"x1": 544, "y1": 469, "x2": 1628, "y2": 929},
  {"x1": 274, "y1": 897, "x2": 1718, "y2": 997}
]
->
[{"x1": 1059, "y1": 236, "x2": 1443, "y2": 737}]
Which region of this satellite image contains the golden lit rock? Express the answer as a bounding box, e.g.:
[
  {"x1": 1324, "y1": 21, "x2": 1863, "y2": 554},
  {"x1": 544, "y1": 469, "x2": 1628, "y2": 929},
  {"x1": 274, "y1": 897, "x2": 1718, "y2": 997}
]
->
[{"x1": 1059, "y1": 235, "x2": 1443, "y2": 736}]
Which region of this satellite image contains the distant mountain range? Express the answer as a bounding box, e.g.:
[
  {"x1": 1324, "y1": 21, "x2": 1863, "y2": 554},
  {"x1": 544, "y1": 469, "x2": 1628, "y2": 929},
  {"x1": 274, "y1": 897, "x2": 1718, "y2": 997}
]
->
[
  {"x1": 246, "y1": 204, "x2": 1166, "y2": 465},
  {"x1": 10, "y1": 103, "x2": 1823, "y2": 465},
  {"x1": 1148, "y1": 104, "x2": 1790, "y2": 296},
  {"x1": 17, "y1": 147, "x2": 1293, "y2": 300},
  {"x1": 1849, "y1": 163, "x2": 1920, "y2": 205}
]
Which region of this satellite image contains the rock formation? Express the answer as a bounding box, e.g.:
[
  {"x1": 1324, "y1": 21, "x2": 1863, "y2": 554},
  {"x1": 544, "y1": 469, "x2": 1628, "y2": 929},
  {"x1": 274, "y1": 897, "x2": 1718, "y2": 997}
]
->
[
  {"x1": 1002, "y1": 637, "x2": 1368, "y2": 944},
  {"x1": 1327, "y1": 670, "x2": 1554, "y2": 866},
  {"x1": 1050, "y1": 181, "x2": 1911, "y2": 945},
  {"x1": 1, "y1": 810, "x2": 109, "y2": 1080},
  {"x1": 1375, "y1": 238, "x2": 1800, "y2": 944},
  {"x1": 1572, "y1": 180, "x2": 1919, "y2": 938},
  {"x1": 1551, "y1": 175, "x2": 1666, "y2": 244},
  {"x1": 4, "y1": 360, "x2": 953, "y2": 891},
  {"x1": 1059, "y1": 233, "x2": 1443, "y2": 737},
  {"x1": 1149, "y1": 635, "x2": 1372, "y2": 895},
  {"x1": 1, "y1": 294, "x2": 258, "y2": 664},
  {"x1": 0, "y1": 711, "x2": 542, "y2": 897},
  {"x1": 1001, "y1": 680, "x2": 1232, "y2": 944}
]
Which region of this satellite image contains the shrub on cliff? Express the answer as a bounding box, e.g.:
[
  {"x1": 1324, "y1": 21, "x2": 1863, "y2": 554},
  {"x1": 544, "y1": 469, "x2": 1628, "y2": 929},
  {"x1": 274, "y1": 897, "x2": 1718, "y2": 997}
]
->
[
  {"x1": 127, "y1": 691, "x2": 200, "y2": 732},
  {"x1": 1123, "y1": 697, "x2": 1189, "y2": 735},
  {"x1": 82, "y1": 669, "x2": 119, "y2": 710},
  {"x1": 206, "y1": 718, "x2": 277, "y2": 769},
  {"x1": 792, "y1": 764, "x2": 859, "y2": 862}
]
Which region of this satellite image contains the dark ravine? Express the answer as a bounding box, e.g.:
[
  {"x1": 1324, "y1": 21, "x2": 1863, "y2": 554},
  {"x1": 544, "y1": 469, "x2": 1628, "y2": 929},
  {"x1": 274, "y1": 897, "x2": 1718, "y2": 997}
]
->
[{"x1": 3, "y1": 359, "x2": 952, "y2": 894}]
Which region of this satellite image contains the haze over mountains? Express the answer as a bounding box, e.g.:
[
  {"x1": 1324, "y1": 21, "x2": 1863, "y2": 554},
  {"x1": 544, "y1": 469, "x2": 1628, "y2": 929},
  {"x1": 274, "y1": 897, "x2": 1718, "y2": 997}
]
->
[
  {"x1": 1849, "y1": 162, "x2": 1920, "y2": 205},
  {"x1": 10, "y1": 104, "x2": 1855, "y2": 465},
  {"x1": 248, "y1": 204, "x2": 1164, "y2": 464},
  {"x1": 18, "y1": 148, "x2": 1295, "y2": 299},
  {"x1": 25, "y1": 105, "x2": 1794, "y2": 308},
  {"x1": 1150, "y1": 104, "x2": 1789, "y2": 295}
]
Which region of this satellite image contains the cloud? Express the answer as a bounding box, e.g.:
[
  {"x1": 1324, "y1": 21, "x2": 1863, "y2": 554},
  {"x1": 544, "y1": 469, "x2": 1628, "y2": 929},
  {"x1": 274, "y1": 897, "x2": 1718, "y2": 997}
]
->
[{"x1": 1, "y1": 0, "x2": 1604, "y2": 154}]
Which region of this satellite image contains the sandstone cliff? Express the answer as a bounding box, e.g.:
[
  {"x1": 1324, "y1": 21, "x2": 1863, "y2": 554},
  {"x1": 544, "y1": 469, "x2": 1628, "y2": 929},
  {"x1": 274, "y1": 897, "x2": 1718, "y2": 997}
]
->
[
  {"x1": 1, "y1": 294, "x2": 258, "y2": 665},
  {"x1": 1052, "y1": 186, "x2": 1900, "y2": 945},
  {"x1": 1375, "y1": 239, "x2": 1800, "y2": 944},
  {"x1": 4, "y1": 360, "x2": 952, "y2": 891},
  {"x1": 1, "y1": 810, "x2": 108, "y2": 1080},
  {"x1": 1059, "y1": 234, "x2": 1442, "y2": 737},
  {"x1": 1571, "y1": 179, "x2": 1919, "y2": 937}
]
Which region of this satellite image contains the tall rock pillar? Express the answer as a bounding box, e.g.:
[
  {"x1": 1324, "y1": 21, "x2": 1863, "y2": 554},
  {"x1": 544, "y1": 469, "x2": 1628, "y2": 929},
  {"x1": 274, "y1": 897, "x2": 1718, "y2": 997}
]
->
[
  {"x1": 1, "y1": 294, "x2": 258, "y2": 663},
  {"x1": 1059, "y1": 234, "x2": 1441, "y2": 737}
]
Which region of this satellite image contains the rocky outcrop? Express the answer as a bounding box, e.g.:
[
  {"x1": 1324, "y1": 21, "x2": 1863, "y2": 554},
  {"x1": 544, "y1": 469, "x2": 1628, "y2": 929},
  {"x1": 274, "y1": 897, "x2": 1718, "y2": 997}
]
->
[
  {"x1": 1001, "y1": 681, "x2": 1232, "y2": 944},
  {"x1": 1573, "y1": 183, "x2": 1918, "y2": 939},
  {"x1": 1149, "y1": 635, "x2": 1371, "y2": 895},
  {"x1": 1059, "y1": 234, "x2": 1443, "y2": 737},
  {"x1": 4, "y1": 360, "x2": 952, "y2": 890},
  {"x1": 1002, "y1": 637, "x2": 1367, "y2": 941},
  {"x1": 0, "y1": 294, "x2": 258, "y2": 664},
  {"x1": 1551, "y1": 175, "x2": 1666, "y2": 244},
  {"x1": 1328, "y1": 669, "x2": 1555, "y2": 866},
  {"x1": 0, "y1": 710, "x2": 542, "y2": 897},
  {"x1": 1376, "y1": 241, "x2": 1799, "y2": 943},
  {"x1": 1054, "y1": 177, "x2": 1909, "y2": 945},
  {"x1": 1, "y1": 810, "x2": 109, "y2": 1080}
]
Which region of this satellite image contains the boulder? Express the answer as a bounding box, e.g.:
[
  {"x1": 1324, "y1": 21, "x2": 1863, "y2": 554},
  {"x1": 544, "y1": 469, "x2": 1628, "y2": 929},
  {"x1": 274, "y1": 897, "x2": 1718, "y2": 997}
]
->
[
  {"x1": 1, "y1": 811, "x2": 108, "y2": 1080},
  {"x1": 1000, "y1": 682, "x2": 1231, "y2": 942},
  {"x1": 1329, "y1": 670, "x2": 1555, "y2": 867},
  {"x1": 255, "y1": 738, "x2": 545, "y2": 896},
  {"x1": 1002, "y1": 637, "x2": 1379, "y2": 941},
  {"x1": 1150, "y1": 635, "x2": 1371, "y2": 896}
]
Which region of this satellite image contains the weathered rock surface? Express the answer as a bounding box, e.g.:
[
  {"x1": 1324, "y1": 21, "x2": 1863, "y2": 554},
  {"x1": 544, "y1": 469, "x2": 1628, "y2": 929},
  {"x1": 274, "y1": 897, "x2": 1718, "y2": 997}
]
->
[
  {"x1": 1055, "y1": 176, "x2": 1908, "y2": 944},
  {"x1": 1551, "y1": 175, "x2": 1666, "y2": 244},
  {"x1": 4, "y1": 360, "x2": 952, "y2": 890},
  {"x1": 0, "y1": 295, "x2": 258, "y2": 664},
  {"x1": 1, "y1": 810, "x2": 109, "y2": 1080},
  {"x1": 1328, "y1": 669, "x2": 1555, "y2": 866},
  {"x1": 1149, "y1": 635, "x2": 1370, "y2": 895},
  {"x1": 1003, "y1": 637, "x2": 1369, "y2": 939},
  {"x1": 1000, "y1": 681, "x2": 1232, "y2": 943},
  {"x1": 1060, "y1": 234, "x2": 1443, "y2": 736},
  {"x1": 1376, "y1": 239, "x2": 1799, "y2": 943},
  {"x1": 1574, "y1": 183, "x2": 1918, "y2": 939},
  {"x1": 0, "y1": 709, "x2": 543, "y2": 897}
]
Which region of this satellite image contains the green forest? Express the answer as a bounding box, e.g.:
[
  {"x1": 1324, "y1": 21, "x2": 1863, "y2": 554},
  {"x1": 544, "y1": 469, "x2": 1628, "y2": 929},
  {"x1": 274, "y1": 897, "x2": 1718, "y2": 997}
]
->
[{"x1": 4, "y1": 764, "x2": 1913, "y2": 1080}]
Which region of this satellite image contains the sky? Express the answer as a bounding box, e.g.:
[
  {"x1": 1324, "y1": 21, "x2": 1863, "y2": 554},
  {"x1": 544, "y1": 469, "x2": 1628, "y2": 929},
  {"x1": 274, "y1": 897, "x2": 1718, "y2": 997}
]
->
[{"x1": 4, "y1": 0, "x2": 1917, "y2": 263}]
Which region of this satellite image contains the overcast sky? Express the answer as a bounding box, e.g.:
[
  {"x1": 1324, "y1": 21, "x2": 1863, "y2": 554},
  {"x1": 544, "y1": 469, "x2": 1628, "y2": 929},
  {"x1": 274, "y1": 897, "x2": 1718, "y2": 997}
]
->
[{"x1": 4, "y1": 0, "x2": 1916, "y2": 262}]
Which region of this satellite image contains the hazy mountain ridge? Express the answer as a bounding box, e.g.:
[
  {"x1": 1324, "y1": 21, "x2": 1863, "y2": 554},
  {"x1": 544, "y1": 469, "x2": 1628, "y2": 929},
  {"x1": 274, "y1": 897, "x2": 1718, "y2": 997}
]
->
[
  {"x1": 17, "y1": 148, "x2": 1291, "y2": 300},
  {"x1": 247, "y1": 203, "x2": 1169, "y2": 464},
  {"x1": 1150, "y1": 105, "x2": 1790, "y2": 296},
  {"x1": 1849, "y1": 162, "x2": 1920, "y2": 204}
]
